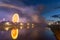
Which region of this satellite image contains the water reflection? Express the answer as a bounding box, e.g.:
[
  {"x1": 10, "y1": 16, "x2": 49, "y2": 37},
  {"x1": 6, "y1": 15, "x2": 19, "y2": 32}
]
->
[
  {"x1": 11, "y1": 28, "x2": 18, "y2": 40},
  {"x1": 0, "y1": 27, "x2": 56, "y2": 40}
]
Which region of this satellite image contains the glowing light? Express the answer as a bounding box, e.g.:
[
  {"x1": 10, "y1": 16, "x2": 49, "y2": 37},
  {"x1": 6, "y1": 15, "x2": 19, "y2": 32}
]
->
[
  {"x1": 32, "y1": 24, "x2": 34, "y2": 28},
  {"x1": 27, "y1": 26, "x2": 29, "y2": 29},
  {"x1": 27, "y1": 23, "x2": 30, "y2": 29},
  {"x1": 11, "y1": 28, "x2": 18, "y2": 40},
  {"x1": 20, "y1": 26, "x2": 23, "y2": 29},
  {"x1": 27, "y1": 23, "x2": 30, "y2": 25},
  {"x1": 32, "y1": 24, "x2": 34, "y2": 26},
  {"x1": 32, "y1": 26, "x2": 34, "y2": 28},
  {"x1": 5, "y1": 27, "x2": 9, "y2": 31},
  {"x1": 12, "y1": 13, "x2": 19, "y2": 23},
  {"x1": 48, "y1": 23, "x2": 52, "y2": 25},
  {"x1": 20, "y1": 23, "x2": 23, "y2": 25},
  {"x1": 5, "y1": 22, "x2": 10, "y2": 25}
]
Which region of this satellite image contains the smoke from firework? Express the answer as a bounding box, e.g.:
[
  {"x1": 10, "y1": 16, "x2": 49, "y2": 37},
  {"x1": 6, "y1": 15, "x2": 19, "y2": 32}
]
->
[{"x1": 0, "y1": 2, "x2": 45, "y2": 24}]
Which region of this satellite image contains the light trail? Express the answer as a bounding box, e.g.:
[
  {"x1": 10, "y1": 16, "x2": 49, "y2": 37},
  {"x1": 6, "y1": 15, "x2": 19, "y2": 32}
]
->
[{"x1": 12, "y1": 13, "x2": 19, "y2": 23}]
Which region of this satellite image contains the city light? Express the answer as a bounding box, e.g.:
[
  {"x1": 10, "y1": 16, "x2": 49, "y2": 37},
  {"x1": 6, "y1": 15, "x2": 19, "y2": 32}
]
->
[
  {"x1": 20, "y1": 26, "x2": 23, "y2": 29},
  {"x1": 27, "y1": 23, "x2": 30, "y2": 25},
  {"x1": 27, "y1": 23, "x2": 30, "y2": 29},
  {"x1": 27, "y1": 26, "x2": 30, "y2": 29},
  {"x1": 20, "y1": 23, "x2": 24, "y2": 25},
  {"x1": 48, "y1": 23, "x2": 52, "y2": 25},
  {"x1": 5, "y1": 27, "x2": 10, "y2": 31},
  {"x1": 5, "y1": 22, "x2": 10, "y2": 25},
  {"x1": 32, "y1": 26, "x2": 34, "y2": 28},
  {"x1": 32, "y1": 24, "x2": 34, "y2": 26},
  {"x1": 32, "y1": 24, "x2": 34, "y2": 28}
]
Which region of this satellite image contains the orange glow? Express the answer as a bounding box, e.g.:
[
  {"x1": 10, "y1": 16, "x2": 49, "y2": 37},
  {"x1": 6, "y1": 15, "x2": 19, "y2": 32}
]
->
[
  {"x1": 5, "y1": 22, "x2": 10, "y2": 25},
  {"x1": 32, "y1": 26, "x2": 34, "y2": 28},
  {"x1": 5, "y1": 27, "x2": 9, "y2": 31},
  {"x1": 27, "y1": 23, "x2": 30, "y2": 25},
  {"x1": 32, "y1": 24, "x2": 34, "y2": 26},
  {"x1": 32, "y1": 24, "x2": 34, "y2": 28},
  {"x1": 12, "y1": 13, "x2": 19, "y2": 23},
  {"x1": 20, "y1": 26, "x2": 23, "y2": 29},
  {"x1": 11, "y1": 28, "x2": 18, "y2": 39},
  {"x1": 27, "y1": 26, "x2": 29, "y2": 29},
  {"x1": 20, "y1": 23, "x2": 23, "y2": 25}
]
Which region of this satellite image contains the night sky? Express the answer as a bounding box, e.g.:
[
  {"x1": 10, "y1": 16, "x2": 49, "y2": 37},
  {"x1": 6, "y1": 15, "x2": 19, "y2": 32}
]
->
[{"x1": 0, "y1": 0, "x2": 60, "y2": 21}]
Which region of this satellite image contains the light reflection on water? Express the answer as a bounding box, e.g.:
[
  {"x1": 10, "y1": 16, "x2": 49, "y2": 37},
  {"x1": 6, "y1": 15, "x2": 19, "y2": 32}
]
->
[
  {"x1": 0, "y1": 27, "x2": 56, "y2": 40},
  {"x1": 11, "y1": 28, "x2": 18, "y2": 40}
]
